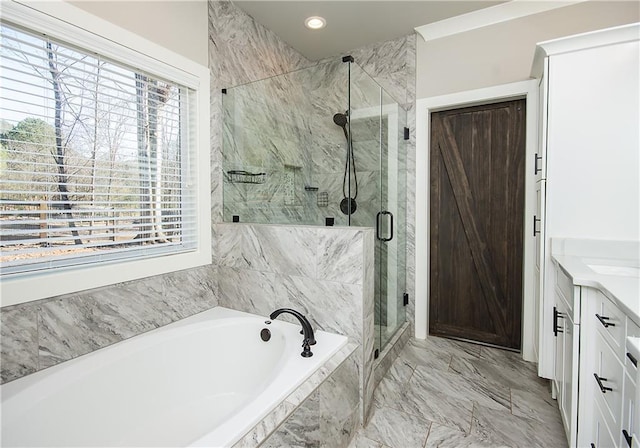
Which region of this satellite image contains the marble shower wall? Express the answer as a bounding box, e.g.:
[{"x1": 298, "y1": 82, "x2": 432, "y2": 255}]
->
[
  {"x1": 208, "y1": 0, "x2": 311, "y2": 224},
  {"x1": 221, "y1": 60, "x2": 348, "y2": 225},
  {"x1": 214, "y1": 222, "x2": 376, "y2": 423},
  {"x1": 0, "y1": 265, "x2": 218, "y2": 383}
]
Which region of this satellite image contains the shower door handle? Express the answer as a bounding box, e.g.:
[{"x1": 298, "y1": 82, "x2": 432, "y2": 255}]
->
[{"x1": 376, "y1": 211, "x2": 393, "y2": 242}]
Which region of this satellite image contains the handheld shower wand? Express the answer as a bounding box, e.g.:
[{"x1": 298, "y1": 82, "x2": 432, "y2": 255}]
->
[{"x1": 333, "y1": 112, "x2": 358, "y2": 215}]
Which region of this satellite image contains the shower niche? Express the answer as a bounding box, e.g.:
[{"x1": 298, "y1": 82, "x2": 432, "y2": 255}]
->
[{"x1": 222, "y1": 58, "x2": 407, "y2": 352}]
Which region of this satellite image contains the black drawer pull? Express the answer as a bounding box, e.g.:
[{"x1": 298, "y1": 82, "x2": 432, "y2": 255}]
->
[
  {"x1": 622, "y1": 429, "x2": 633, "y2": 448},
  {"x1": 553, "y1": 307, "x2": 564, "y2": 336},
  {"x1": 623, "y1": 429, "x2": 632, "y2": 447},
  {"x1": 627, "y1": 352, "x2": 638, "y2": 368},
  {"x1": 591, "y1": 444, "x2": 596, "y2": 448},
  {"x1": 595, "y1": 314, "x2": 615, "y2": 328},
  {"x1": 593, "y1": 373, "x2": 613, "y2": 393}
]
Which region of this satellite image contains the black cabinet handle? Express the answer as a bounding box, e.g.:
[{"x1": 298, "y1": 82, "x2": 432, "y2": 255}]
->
[
  {"x1": 627, "y1": 352, "x2": 638, "y2": 368},
  {"x1": 591, "y1": 444, "x2": 596, "y2": 448},
  {"x1": 535, "y1": 153, "x2": 542, "y2": 175},
  {"x1": 593, "y1": 373, "x2": 613, "y2": 393},
  {"x1": 553, "y1": 307, "x2": 564, "y2": 336},
  {"x1": 533, "y1": 215, "x2": 541, "y2": 236},
  {"x1": 623, "y1": 429, "x2": 632, "y2": 447},
  {"x1": 595, "y1": 314, "x2": 615, "y2": 328}
]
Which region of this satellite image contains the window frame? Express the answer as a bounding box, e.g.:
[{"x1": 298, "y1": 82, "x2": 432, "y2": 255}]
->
[{"x1": 0, "y1": 0, "x2": 211, "y2": 307}]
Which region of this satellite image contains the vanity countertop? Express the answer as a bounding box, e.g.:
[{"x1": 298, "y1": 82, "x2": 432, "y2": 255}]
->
[{"x1": 551, "y1": 239, "x2": 640, "y2": 326}]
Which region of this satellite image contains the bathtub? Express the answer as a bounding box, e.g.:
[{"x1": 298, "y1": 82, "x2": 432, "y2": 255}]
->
[{"x1": 1, "y1": 307, "x2": 348, "y2": 447}]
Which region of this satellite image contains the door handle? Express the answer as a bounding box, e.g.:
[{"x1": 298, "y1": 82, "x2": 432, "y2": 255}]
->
[
  {"x1": 533, "y1": 215, "x2": 541, "y2": 236},
  {"x1": 376, "y1": 211, "x2": 393, "y2": 242},
  {"x1": 593, "y1": 373, "x2": 613, "y2": 393}
]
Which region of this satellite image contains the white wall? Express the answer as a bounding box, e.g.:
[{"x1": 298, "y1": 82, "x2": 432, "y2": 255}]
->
[
  {"x1": 416, "y1": 1, "x2": 639, "y2": 99},
  {"x1": 68, "y1": 0, "x2": 208, "y2": 66}
]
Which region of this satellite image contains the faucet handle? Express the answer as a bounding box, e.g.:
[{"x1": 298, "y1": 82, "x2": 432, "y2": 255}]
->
[
  {"x1": 301, "y1": 339, "x2": 313, "y2": 358},
  {"x1": 300, "y1": 329, "x2": 316, "y2": 345}
]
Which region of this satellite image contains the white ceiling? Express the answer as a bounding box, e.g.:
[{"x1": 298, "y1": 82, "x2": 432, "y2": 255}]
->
[{"x1": 233, "y1": 1, "x2": 506, "y2": 60}]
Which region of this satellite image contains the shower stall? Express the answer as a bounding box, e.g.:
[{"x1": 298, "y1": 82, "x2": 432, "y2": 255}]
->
[{"x1": 222, "y1": 58, "x2": 407, "y2": 352}]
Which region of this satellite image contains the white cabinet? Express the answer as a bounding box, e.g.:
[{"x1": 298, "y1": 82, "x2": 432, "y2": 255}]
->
[
  {"x1": 552, "y1": 262, "x2": 580, "y2": 447},
  {"x1": 579, "y1": 288, "x2": 640, "y2": 448},
  {"x1": 531, "y1": 23, "x2": 640, "y2": 381}
]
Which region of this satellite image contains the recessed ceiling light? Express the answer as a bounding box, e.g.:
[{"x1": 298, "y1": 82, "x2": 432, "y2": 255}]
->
[{"x1": 305, "y1": 16, "x2": 326, "y2": 30}]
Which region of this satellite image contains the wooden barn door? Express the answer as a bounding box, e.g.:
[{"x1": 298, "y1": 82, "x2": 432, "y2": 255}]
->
[{"x1": 429, "y1": 99, "x2": 525, "y2": 350}]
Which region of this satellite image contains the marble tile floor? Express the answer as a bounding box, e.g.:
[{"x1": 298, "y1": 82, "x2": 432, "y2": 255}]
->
[{"x1": 349, "y1": 336, "x2": 568, "y2": 448}]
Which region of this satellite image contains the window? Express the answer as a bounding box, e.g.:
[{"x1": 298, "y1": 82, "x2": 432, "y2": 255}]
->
[{"x1": 0, "y1": 3, "x2": 210, "y2": 306}]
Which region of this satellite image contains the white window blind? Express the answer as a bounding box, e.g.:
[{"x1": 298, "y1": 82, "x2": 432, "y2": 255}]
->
[{"x1": 0, "y1": 23, "x2": 197, "y2": 275}]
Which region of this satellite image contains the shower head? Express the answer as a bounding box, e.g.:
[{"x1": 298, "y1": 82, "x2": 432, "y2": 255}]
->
[{"x1": 333, "y1": 112, "x2": 348, "y2": 128}]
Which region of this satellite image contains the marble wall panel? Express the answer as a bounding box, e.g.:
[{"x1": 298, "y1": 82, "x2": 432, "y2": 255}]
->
[
  {"x1": 208, "y1": 1, "x2": 310, "y2": 90},
  {"x1": 216, "y1": 223, "x2": 317, "y2": 276},
  {"x1": 0, "y1": 306, "x2": 38, "y2": 383},
  {"x1": 317, "y1": 231, "x2": 364, "y2": 285},
  {"x1": 215, "y1": 223, "x2": 369, "y2": 339},
  {"x1": 276, "y1": 274, "x2": 363, "y2": 338},
  {"x1": 1, "y1": 265, "x2": 219, "y2": 383}
]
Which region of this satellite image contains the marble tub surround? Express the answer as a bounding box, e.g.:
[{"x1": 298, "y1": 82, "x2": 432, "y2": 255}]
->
[
  {"x1": 234, "y1": 341, "x2": 359, "y2": 448},
  {"x1": 0, "y1": 264, "x2": 218, "y2": 384},
  {"x1": 215, "y1": 222, "x2": 376, "y2": 422},
  {"x1": 349, "y1": 336, "x2": 566, "y2": 448}
]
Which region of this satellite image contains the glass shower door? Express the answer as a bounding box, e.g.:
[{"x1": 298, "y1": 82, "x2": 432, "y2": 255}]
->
[
  {"x1": 376, "y1": 89, "x2": 407, "y2": 351},
  {"x1": 349, "y1": 61, "x2": 406, "y2": 353}
]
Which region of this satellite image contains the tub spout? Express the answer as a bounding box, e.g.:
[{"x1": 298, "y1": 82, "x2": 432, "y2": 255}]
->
[{"x1": 269, "y1": 308, "x2": 316, "y2": 357}]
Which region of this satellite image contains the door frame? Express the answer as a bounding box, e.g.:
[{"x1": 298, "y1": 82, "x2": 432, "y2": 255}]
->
[{"x1": 415, "y1": 80, "x2": 538, "y2": 362}]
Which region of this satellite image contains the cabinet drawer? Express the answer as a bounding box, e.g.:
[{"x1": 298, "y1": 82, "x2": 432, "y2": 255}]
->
[
  {"x1": 594, "y1": 291, "x2": 626, "y2": 358},
  {"x1": 622, "y1": 371, "x2": 636, "y2": 448},
  {"x1": 594, "y1": 330, "x2": 625, "y2": 427},
  {"x1": 592, "y1": 396, "x2": 619, "y2": 448}
]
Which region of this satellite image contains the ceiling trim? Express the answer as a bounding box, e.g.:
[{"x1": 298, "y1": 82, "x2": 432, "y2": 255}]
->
[{"x1": 415, "y1": 0, "x2": 587, "y2": 41}]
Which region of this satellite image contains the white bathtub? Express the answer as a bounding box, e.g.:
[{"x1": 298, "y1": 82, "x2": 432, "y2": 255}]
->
[{"x1": 1, "y1": 307, "x2": 348, "y2": 447}]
